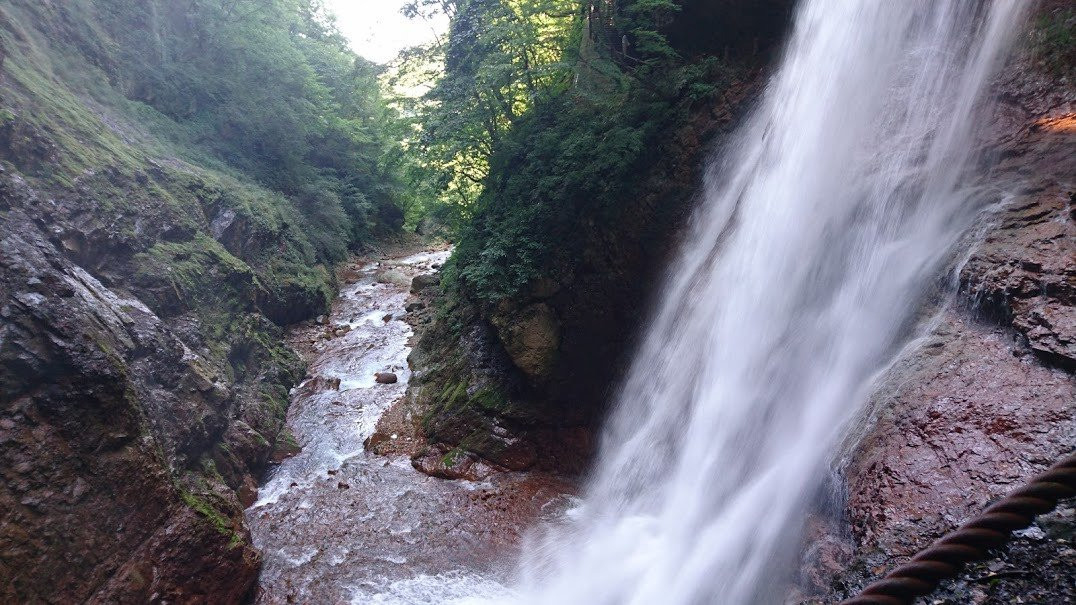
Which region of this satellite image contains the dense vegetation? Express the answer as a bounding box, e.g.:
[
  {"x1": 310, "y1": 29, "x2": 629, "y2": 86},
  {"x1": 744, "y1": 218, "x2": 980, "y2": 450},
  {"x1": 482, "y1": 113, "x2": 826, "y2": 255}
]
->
[
  {"x1": 1033, "y1": 5, "x2": 1075, "y2": 79},
  {"x1": 0, "y1": 0, "x2": 403, "y2": 261},
  {"x1": 398, "y1": 0, "x2": 788, "y2": 301}
]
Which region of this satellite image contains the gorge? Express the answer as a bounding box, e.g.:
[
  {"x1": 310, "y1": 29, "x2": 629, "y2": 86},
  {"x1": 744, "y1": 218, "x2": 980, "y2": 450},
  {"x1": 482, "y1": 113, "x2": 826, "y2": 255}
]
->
[{"x1": 0, "y1": 0, "x2": 1073, "y2": 604}]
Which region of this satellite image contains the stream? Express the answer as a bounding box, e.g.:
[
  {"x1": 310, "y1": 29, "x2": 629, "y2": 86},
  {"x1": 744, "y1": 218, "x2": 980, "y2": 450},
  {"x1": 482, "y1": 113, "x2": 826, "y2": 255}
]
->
[{"x1": 245, "y1": 248, "x2": 569, "y2": 604}]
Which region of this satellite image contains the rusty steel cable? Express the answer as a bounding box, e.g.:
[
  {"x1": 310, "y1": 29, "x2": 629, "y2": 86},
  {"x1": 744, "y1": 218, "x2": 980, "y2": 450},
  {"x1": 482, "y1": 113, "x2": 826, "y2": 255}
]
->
[{"x1": 839, "y1": 450, "x2": 1076, "y2": 605}]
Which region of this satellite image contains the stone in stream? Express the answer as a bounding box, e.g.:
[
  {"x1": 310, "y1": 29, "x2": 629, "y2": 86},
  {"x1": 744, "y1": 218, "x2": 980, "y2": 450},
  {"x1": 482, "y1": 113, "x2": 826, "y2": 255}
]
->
[
  {"x1": 376, "y1": 269, "x2": 410, "y2": 287},
  {"x1": 410, "y1": 272, "x2": 440, "y2": 293},
  {"x1": 382, "y1": 313, "x2": 393, "y2": 322},
  {"x1": 375, "y1": 372, "x2": 398, "y2": 384},
  {"x1": 301, "y1": 376, "x2": 341, "y2": 393},
  {"x1": 405, "y1": 301, "x2": 425, "y2": 313}
]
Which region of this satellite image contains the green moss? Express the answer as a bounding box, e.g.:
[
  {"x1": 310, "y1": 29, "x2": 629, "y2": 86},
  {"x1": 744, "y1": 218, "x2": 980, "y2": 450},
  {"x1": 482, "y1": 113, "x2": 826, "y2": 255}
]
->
[
  {"x1": 276, "y1": 428, "x2": 300, "y2": 452},
  {"x1": 470, "y1": 387, "x2": 509, "y2": 413},
  {"x1": 197, "y1": 457, "x2": 225, "y2": 484},
  {"x1": 440, "y1": 447, "x2": 466, "y2": 467},
  {"x1": 178, "y1": 489, "x2": 232, "y2": 537}
]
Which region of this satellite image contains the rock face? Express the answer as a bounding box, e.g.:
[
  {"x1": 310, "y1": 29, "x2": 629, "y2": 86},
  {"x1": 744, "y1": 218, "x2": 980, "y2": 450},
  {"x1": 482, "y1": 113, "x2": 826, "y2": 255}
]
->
[
  {"x1": 490, "y1": 302, "x2": 561, "y2": 381},
  {"x1": 0, "y1": 208, "x2": 265, "y2": 602},
  {"x1": 801, "y1": 28, "x2": 1076, "y2": 603}
]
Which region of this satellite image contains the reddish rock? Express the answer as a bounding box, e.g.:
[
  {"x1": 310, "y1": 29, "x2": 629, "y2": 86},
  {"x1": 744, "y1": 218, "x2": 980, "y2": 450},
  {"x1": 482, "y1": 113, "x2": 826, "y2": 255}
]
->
[
  {"x1": 375, "y1": 372, "x2": 398, "y2": 384},
  {"x1": 0, "y1": 210, "x2": 262, "y2": 603},
  {"x1": 805, "y1": 46, "x2": 1076, "y2": 604},
  {"x1": 846, "y1": 314, "x2": 1074, "y2": 557}
]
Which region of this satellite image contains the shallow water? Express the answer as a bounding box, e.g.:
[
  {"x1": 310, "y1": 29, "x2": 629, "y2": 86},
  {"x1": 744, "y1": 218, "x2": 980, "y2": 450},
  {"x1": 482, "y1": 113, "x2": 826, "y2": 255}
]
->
[{"x1": 246, "y1": 249, "x2": 568, "y2": 604}]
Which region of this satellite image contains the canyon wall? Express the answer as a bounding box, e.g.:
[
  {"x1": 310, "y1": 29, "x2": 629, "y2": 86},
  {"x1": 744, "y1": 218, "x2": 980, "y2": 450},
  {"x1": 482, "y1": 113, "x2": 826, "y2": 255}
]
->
[
  {"x1": 802, "y1": 7, "x2": 1076, "y2": 601},
  {"x1": 0, "y1": 0, "x2": 396, "y2": 599}
]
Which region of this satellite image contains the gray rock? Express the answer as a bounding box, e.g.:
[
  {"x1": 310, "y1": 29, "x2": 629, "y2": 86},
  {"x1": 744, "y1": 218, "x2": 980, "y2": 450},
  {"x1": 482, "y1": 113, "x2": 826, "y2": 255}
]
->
[{"x1": 410, "y1": 273, "x2": 440, "y2": 293}]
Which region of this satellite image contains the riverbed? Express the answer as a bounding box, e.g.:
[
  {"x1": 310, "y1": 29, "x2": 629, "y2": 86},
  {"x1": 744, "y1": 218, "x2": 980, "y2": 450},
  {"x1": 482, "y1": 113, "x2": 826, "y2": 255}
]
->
[{"x1": 245, "y1": 247, "x2": 571, "y2": 604}]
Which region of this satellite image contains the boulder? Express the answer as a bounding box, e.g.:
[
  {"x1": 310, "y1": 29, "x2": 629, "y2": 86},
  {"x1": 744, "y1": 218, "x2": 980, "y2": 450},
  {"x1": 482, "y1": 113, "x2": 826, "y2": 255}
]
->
[
  {"x1": 375, "y1": 269, "x2": 410, "y2": 287},
  {"x1": 375, "y1": 372, "x2": 398, "y2": 384},
  {"x1": 410, "y1": 272, "x2": 440, "y2": 293},
  {"x1": 411, "y1": 445, "x2": 486, "y2": 481},
  {"x1": 491, "y1": 303, "x2": 561, "y2": 381}
]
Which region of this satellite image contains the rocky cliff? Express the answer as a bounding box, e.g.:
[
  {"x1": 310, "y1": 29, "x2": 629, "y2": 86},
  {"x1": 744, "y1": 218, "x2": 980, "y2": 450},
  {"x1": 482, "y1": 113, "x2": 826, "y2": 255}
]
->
[
  {"x1": 0, "y1": 0, "x2": 379, "y2": 600},
  {"x1": 799, "y1": 7, "x2": 1076, "y2": 602}
]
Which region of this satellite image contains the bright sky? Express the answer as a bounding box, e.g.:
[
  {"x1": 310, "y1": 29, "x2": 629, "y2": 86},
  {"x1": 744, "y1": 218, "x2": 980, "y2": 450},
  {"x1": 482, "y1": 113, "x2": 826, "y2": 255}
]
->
[{"x1": 324, "y1": 0, "x2": 448, "y2": 64}]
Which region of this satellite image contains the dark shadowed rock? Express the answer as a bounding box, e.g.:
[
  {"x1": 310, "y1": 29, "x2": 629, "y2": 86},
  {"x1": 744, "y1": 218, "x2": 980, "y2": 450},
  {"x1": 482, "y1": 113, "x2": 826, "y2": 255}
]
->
[
  {"x1": 491, "y1": 302, "x2": 561, "y2": 382},
  {"x1": 0, "y1": 209, "x2": 262, "y2": 602},
  {"x1": 375, "y1": 372, "x2": 398, "y2": 384},
  {"x1": 410, "y1": 272, "x2": 440, "y2": 293}
]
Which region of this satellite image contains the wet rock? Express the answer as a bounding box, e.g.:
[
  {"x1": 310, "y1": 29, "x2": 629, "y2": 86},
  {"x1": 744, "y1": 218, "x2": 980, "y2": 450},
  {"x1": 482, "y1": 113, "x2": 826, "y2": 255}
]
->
[
  {"x1": 412, "y1": 445, "x2": 486, "y2": 481},
  {"x1": 375, "y1": 372, "x2": 398, "y2": 384},
  {"x1": 382, "y1": 313, "x2": 393, "y2": 322},
  {"x1": 805, "y1": 50, "x2": 1076, "y2": 603},
  {"x1": 269, "y1": 428, "x2": 302, "y2": 464},
  {"x1": 405, "y1": 301, "x2": 425, "y2": 313},
  {"x1": 0, "y1": 210, "x2": 261, "y2": 602},
  {"x1": 846, "y1": 314, "x2": 1074, "y2": 558},
  {"x1": 237, "y1": 476, "x2": 259, "y2": 508},
  {"x1": 301, "y1": 376, "x2": 341, "y2": 393},
  {"x1": 336, "y1": 482, "x2": 350, "y2": 490},
  {"x1": 491, "y1": 302, "x2": 561, "y2": 381},
  {"x1": 960, "y1": 185, "x2": 1076, "y2": 369},
  {"x1": 376, "y1": 269, "x2": 410, "y2": 287},
  {"x1": 410, "y1": 272, "x2": 440, "y2": 293}
]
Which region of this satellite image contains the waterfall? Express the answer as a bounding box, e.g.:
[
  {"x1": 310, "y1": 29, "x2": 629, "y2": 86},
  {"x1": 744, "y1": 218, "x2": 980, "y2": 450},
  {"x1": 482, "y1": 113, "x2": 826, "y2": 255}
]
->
[{"x1": 514, "y1": 1, "x2": 1027, "y2": 603}]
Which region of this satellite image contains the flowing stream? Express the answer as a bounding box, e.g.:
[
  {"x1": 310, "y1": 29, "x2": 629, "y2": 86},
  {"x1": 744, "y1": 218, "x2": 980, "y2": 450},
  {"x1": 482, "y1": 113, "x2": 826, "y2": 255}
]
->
[
  {"x1": 510, "y1": 1, "x2": 1028, "y2": 603},
  {"x1": 246, "y1": 250, "x2": 570, "y2": 604}
]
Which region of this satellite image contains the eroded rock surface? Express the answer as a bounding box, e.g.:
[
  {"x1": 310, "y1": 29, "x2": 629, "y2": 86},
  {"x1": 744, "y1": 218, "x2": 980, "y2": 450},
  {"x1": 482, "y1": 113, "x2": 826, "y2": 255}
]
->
[
  {"x1": 803, "y1": 38, "x2": 1076, "y2": 605},
  {"x1": 0, "y1": 209, "x2": 261, "y2": 602}
]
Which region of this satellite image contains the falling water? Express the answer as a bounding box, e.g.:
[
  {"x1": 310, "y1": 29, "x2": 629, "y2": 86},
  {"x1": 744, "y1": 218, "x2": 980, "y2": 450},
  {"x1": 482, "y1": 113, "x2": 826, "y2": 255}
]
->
[{"x1": 514, "y1": 1, "x2": 1027, "y2": 603}]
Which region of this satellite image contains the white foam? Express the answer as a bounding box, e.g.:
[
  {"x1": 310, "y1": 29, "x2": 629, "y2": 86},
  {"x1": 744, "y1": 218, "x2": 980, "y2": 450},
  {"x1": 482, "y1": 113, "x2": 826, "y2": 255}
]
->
[{"x1": 358, "y1": 571, "x2": 513, "y2": 605}]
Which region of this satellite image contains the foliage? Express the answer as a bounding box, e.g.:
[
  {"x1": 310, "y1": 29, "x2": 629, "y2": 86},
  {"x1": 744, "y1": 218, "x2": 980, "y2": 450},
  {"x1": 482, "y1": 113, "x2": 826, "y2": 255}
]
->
[
  {"x1": 0, "y1": 0, "x2": 405, "y2": 259},
  {"x1": 415, "y1": 0, "x2": 746, "y2": 301},
  {"x1": 391, "y1": 0, "x2": 580, "y2": 230},
  {"x1": 1032, "y1": 6, "x2": 1075, "y2": 80}
]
